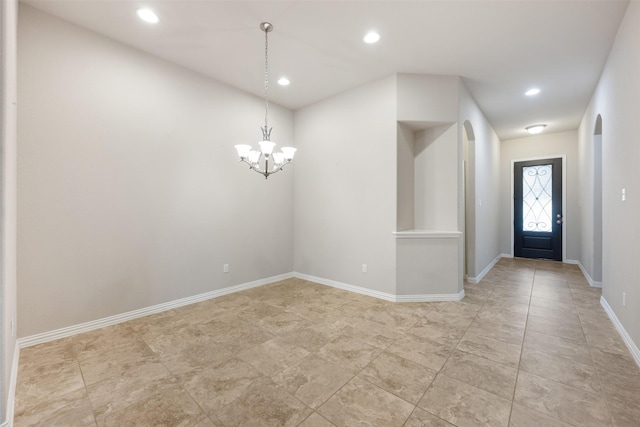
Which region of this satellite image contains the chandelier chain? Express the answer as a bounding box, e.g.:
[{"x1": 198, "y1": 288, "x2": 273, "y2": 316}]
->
[{"x1": 264, "y1": 25, "x2": 269, "y2": 130}]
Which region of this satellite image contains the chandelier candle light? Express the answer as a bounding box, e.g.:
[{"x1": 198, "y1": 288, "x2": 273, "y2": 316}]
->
[{"x1": 235, "y1": 22, "x2": 296, "y2": 179}]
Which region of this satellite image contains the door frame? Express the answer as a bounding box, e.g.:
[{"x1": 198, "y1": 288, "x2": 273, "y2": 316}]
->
[{"x1": 510, "y1": 155, "x2": 567, "y2": 261}]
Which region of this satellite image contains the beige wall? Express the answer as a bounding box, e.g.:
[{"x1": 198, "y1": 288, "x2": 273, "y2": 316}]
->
[
  {"x1": 17, "y1": 6, "x2": 294, "y2": 337},
  {"x1": 578, "y1": 1, "x2": 639, "y2": 353},
  {"x1": 1, "y1": 0, "x2": 18, "y2": 422},
  {"x1": 293, "y1": 76, "x2": 397, "y2": 294},
  {"x1": 500, "y1": 131, "x2": 580, "y2": 261},
  {"x1": 458, "y1": 83, "x2": 501, "y2": 279}
]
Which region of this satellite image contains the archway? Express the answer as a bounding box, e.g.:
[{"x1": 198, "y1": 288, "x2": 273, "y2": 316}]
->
[
  {"x1": 463, "y1": 121, "x2": 475, "y2": 278},
  {"x1": 593, "y1": 115, "x2": 603, "y2": 283}
]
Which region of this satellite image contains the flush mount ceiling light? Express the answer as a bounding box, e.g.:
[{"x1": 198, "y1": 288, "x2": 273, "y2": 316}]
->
[
  {"x1": 525, "y1": 88, "x2": 541, "y2": 96},
  {"x1": 234, "y1": 22, "x2": 296, "y2": 179},
  {"x1": 277, "y1": 77, "x2": 290, "y2": 86},
  {"x1": 136, "y1": 8, "x2": 159, "y2": 24},
  {"x1": 526, "y1": 124, "x2": 547, "y2": 134},
  {"x1": 363, "y1": 31, "x2": 380, "y2": 44}
]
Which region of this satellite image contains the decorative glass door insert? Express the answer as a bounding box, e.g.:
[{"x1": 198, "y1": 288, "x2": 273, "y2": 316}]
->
[{"x1": 522, "y1": 164, "x2": 552, "y2": 232}]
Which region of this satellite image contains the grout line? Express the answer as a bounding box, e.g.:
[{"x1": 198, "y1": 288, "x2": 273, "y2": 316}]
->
[{"x1": 506, "y1": 264, "x2": 535, "y2": 426}]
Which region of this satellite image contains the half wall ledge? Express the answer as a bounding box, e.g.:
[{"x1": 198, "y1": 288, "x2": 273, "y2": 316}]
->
[{"x1": 394, "y1": 229, "x2": 463, "y2": 298}]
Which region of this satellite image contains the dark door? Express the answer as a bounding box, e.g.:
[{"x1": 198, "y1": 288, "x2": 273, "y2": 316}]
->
[{"x1": 514, "y1": 158, "x2": 563, "y2": 260}]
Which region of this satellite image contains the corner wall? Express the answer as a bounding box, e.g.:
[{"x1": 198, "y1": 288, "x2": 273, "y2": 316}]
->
[
  {"x1": 578, "y1": 1, "x2": 639, "y2": 356},
  {"x1": 17, "y1": 6, "x2": 294, "y2": 337},
  {"x1": 1, "y1": 0, "x2": 18, "y2": 423},
  {"x1": 293, "y1": 76, "x2": 397, "y2": 294}
]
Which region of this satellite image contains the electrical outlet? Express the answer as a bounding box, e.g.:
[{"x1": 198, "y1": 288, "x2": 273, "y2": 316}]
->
[
  {"x1": 623, "y1": 292, "x2": 626, "y2": 307},
  {"x1": 10, "y1": 319, "x2": 14, "y2": 337},
  {"x1": 223, "y1": 264, "x2": 229, "y2": 273},
  {"x1": 622, "y1": 188, "x2": 626, "y2": 201},
  {"x1": 362, "y1": 264, "x2": 367, "y2": 273}
]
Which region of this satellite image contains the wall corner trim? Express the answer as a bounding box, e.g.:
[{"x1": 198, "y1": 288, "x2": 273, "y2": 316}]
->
[
  {"x1": 293, "y1": 272, "x2": 464, "y2": 302},
  {"x1": 600, "y1": 296, "x2": 640, "y2": 368},
  {"x1": 467, "y1": 253, "x2": 502, "y2": 284},
  {"x1": 17, "y1": 272, "x2": 293, "y2": 348},
  {"x1": 2, "y1": 345, "x2": 19, "y2": 427}
]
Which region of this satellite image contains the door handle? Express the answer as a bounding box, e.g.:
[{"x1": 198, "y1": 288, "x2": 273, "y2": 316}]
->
[{"x1": 556, "y1": 213, "x2": 564, "y2": 224}]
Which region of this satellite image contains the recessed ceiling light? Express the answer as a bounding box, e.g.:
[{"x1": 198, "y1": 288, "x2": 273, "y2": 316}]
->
[
  {"x1": 136, "y1": 8, "x2": 159, "y2": 24},
  {"x1": 526, "y1": 124, "x2": 546, "y2": 134},
  {"x1": 525, "y1": 88, "x2": 540, "y2": 96},
  {"x1": 277, "y1": 77, "x2": 290, "y2": 86},
  {"x1": 363, "y1": 31, "x2": 380, "y2": 44}
]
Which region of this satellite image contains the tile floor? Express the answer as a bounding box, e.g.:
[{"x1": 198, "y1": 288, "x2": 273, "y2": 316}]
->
[{"x1": 14, "y1": 258, "x2": 640, "y2": 426}]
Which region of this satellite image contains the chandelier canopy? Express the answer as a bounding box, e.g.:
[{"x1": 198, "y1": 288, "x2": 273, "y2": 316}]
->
[{"x1": 235, "y1": 22, "x2": 296, "y2": 179}]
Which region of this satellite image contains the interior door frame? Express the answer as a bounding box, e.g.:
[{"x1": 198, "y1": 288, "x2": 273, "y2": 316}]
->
[{"x1": 510, "y1": 155, "x2": 567, "y2": 261}]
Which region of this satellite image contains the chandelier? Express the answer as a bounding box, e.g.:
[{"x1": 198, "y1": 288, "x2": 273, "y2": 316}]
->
[{"x1": 234, "y1": 22, "x2": 296, "y2": 179}]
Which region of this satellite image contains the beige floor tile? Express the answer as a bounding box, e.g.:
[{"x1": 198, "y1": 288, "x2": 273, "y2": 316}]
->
[
  {"x1": 358, "y1": 352, "x2": 436, "y2": 404},
  {"x1": 514, "y1": 371, "x2": 612, "y2": 426},
  {"x1": 385, "y1": 334, "x2": 457, "y2": 371},
  {"x1": 178, "y1": 358, "x2": 262, "y2": 414},
  {"x1": 466, "y1": 317, "x2": 525, "y2": 345},
  {"x1": 519, "y1": 348, "x2": 601, "y2": 393},
  {"x1": 317, "y1": 376, "x2": 414, "y2": 427},
  {"x1": 287, "y1": 300, "x2": 341, "y2": 323},
  {"x1": 419, "y1": 374, "x2": 511, "y2": 427},
  {"x1": 14, "y1": 388, "x2": 96, "y2": 427},
  {"x1": 277, "y1": 324, "x2": 343, "y2": 353},
  {"x1": 256, "y1": 311, "x2": 312, "y2": 335},
  {"x1": 440, "y1": 349, "x2": 518, "y2": 400},
  {"x1": 238, "y1": 336, "x2": 310, "y2": 376},
  {"x1": 531, "y1": 286, "x2": 574, "y2": 303},
  {"x1": 476, "y1": 306, "x2": 528, "y2": 329},
  {"x1": 79, "y1": 350, "x2": 161, "y2": 386},
  {"x1": 527, "y1": 304, "x2": 579, "y2": 322},
  {"x1": 87, "y1": 361, "x2": 178, "y2": 423},
  {"x1": 298, "y1": 412, "x2": 336, "y2": 427},
  {"x1": 529, "y1": 296, "x2": 574, "y2": 312},
  {"x1": 16, "y1": 338, "x2": 75, "y2": 371},
  {"x1": 363, "y1": 306, "x2": 422, "y2": 332},
  {"x1": 157, "y1": 338, "x2": 235, "y2": 376},
  {"x1": 404, "y1": 408, "x2": 454, "y2": 426},
  {"x1": 509, "y1": 403, "x2": 573, "y2": 427},
  {"x1": 129, "y1": 310, "x2": 190, "y2": 340},
  {"x1": 457, "y1": 331, "x2": 522, "y2": 368},
  {"x1": 16, "y1": 359, "x2": 85, "y2": 403},
  {"x1": 317, "y1": 334, "x2": 383, "y2": 374},
  {"x1": 522, "y1": 330, "x2": 592, "y2": 365},
  {"x1": 214, "y1": 377, "x2": 312, "y2": 427},
  {"x1": 525, "y1": 314, "x2": 586, "y2": 342},
  {"x1": 342, "y1": 318, "x2": 403, "y2": 349},
  {"x1": 406, "y1": 322, "x2": 467, "y2": 344},
  {"x1": 272, "y1": 354, "x2": 354, "y2": 409},
  {"x1": 415, "y1": 310, "x2": 475, "y2": 336},
  {"x1": 590, "y1": 347, "x2": 640, "y2": 378},
  {"x1": 102, "y1": 387, "x2": 207, "y2": 427}
]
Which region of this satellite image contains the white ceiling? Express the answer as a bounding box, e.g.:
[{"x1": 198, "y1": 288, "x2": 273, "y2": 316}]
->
[{"x1": 23, "y1": 0, "x2": 630, "y2": 140}]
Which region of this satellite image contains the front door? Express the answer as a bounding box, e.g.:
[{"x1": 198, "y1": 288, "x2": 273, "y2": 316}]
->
[{"x1": 514, "y1": 158, "x2": 563, "y2": 260}]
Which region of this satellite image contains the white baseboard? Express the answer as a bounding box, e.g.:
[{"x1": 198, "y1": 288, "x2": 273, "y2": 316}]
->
[
  {"x1": 1, "y1": 344, "x2": 19, "y2": 427},
  {"x1": 293, "y1": 272, "x2": 464, "y2": 302},
  {"x1": 565, "y1": 259, "x2": 602, "y2": 288},
  {"x1": 467, "y1": 254, "x2": 503, "y2": 284},
  {"x1": 18, "y1": 272, "x2": 293, "y2": 348},
  {"x1": 500, "y1": 253, "x2": 513, "y2": 259},
  {"x1": 600, "y1": 296, "x2": 640, "y2": 368}
]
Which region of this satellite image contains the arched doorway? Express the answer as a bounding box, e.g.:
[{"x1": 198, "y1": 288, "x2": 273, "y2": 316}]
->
[
  {"x1": 594, "y1": 115, "x2": 603, "y2": 283},
  {"x1": 463, "y1": 121, "x2": 475, "y2": 278}
]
